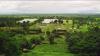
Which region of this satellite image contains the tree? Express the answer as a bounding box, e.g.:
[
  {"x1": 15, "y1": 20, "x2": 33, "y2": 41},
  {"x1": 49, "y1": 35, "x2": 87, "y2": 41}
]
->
[
  {"x1": 54, "y1": 20, "x2": 58, "y2": 24},
  {"x1": 0, "y1": 32, "x2": 22, "y2": 56},
  {"x1": 48, "y1": 33, "x2": 55, "y2": 44},
  {"x1": 66, "y1": 26, "x2": 100, "y2": 56},
  {"x1": 58, "y1": 19, "x2": 63, "y2": 24},
  {"x1": 20, "y1": 21, "x2": 30, "y2": 34}
]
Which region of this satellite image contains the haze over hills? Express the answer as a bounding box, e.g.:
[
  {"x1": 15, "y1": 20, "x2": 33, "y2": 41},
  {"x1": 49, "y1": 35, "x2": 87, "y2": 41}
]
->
[{"x1": 0, "y1": 13, "x2": 100, "y2": 18}]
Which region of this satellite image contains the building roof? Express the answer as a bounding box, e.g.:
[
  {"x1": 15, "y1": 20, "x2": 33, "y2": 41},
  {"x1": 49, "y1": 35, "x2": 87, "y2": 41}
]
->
[
  {"x1": 17, "y1": 18, "x2": 38, "y2": 23},
  {"x1": 42, "y1": 19, "x2": 58, "y2": 23}
]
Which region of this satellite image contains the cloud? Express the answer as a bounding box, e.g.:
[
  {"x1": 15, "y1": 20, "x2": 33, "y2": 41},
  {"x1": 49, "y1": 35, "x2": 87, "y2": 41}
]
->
[
  {"x1": 0, "y1": 1, "x2": 100, "y2": 14},
  {"x1": 0, "y1": 0, "x2": 100, "y2": 1}
]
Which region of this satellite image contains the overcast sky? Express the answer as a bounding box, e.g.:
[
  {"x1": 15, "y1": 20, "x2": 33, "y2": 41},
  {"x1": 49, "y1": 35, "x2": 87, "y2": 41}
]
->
[{"x1": 0, "y1": 0, "x2": 100, "y2": 14}]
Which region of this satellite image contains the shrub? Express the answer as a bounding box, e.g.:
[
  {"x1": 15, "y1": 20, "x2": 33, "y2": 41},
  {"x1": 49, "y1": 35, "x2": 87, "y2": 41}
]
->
[
  {"x1": 30, "y1": 35, "x2": 44, "y2": 45},
  {"x1": 20, "y1": 38, "x2": 32, "y2": 50}
]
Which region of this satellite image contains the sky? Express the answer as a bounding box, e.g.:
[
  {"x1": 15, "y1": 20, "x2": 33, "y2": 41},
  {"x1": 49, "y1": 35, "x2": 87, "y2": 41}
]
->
[{"x1": 0, "y1": 0, "x2": 100, "y2": 14}]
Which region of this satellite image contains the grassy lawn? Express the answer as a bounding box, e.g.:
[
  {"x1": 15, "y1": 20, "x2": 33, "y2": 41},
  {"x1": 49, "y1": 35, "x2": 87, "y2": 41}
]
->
[{"x1": 21, "y1": 37, "x2": 75, "y2": 56}]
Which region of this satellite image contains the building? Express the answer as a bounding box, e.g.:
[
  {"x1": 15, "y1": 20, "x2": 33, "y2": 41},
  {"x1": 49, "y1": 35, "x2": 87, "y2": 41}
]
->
[
  {"x1": 42, "y1": 19, "x2": 58, "y2": 24},
  {"x1": 17, "y1": 18, "x2": 38, "y2": 23}
]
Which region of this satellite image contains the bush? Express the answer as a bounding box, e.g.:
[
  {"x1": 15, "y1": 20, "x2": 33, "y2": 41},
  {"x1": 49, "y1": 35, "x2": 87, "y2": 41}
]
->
[
  {"x1": 30, "y1": 35, "x2": 44, "y2": 45},
  {"x1": 66, "y1": 26, "x2": 100, "y2": 56}
]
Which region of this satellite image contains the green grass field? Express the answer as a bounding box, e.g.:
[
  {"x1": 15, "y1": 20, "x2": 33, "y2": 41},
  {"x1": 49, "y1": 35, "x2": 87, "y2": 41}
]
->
[{"x1": 22, "y1": 37, "x2": 75, "y2": 56}]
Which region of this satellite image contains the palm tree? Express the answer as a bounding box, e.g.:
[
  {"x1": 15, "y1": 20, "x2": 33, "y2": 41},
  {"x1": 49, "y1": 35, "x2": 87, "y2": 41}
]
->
[{"x1": 21, "y1": 21, "x2": 30, "y2": 34}]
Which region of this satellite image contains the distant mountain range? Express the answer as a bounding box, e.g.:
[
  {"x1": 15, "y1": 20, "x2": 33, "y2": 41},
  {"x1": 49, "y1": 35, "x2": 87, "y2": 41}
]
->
[{"x1": 0, "y1": 13, "x2": 100, "y2": 17}]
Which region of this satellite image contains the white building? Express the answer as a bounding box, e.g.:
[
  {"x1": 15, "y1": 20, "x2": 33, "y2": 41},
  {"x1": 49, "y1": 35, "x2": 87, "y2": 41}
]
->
[
  {"x1": 17, "y1": 18, "x2": 38, "y2": 23},
  {"x1": 42, "y1": 19, "x2": 58, "y2": 23}
]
